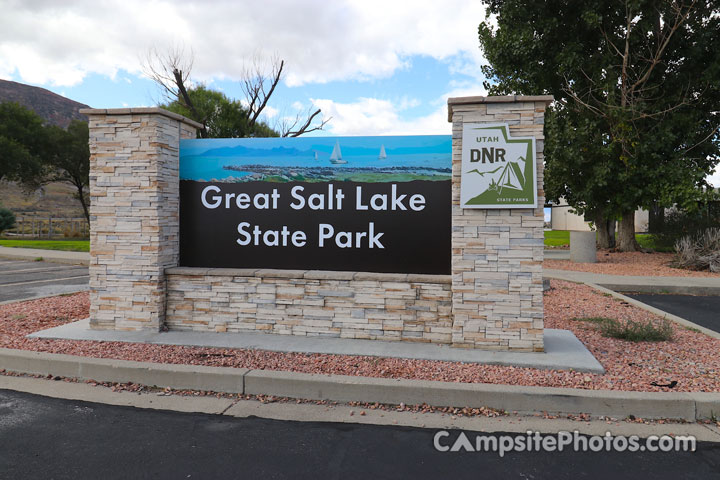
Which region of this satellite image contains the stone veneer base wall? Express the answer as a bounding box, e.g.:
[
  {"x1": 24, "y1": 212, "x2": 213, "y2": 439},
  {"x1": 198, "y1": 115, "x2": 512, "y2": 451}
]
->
[{"x1": 166, "y1": 268, "x2": 453, "y2": 344}]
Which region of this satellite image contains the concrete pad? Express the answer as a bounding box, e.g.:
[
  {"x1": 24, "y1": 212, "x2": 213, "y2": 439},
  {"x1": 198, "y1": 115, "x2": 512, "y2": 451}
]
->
[{"x1": 29, "y1": 320, "x2": 605, "y2": 373}]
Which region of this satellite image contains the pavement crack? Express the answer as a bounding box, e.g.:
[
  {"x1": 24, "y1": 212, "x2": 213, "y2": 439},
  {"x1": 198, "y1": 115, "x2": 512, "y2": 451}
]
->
[{"x1": 220, "y1": 399, "x2": 239, "y2": 416}]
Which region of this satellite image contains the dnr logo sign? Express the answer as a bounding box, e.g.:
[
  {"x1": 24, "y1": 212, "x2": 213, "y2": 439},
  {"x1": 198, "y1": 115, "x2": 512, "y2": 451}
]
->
[{"x1": 460, "y1": 123, "x2": 537, "y2": 209}]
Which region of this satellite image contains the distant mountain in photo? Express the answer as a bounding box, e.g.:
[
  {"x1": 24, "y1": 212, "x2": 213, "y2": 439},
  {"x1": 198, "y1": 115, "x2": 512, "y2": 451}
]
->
[
  {"x1": 197, "y1": 145, "x2": 309, "y2": 158},
  {"x1": 193, "y1": 138, "x2": 452, "y2": 159},
  {"x1": 0, "y1": 79, "x2": 89, "y2": 128}
]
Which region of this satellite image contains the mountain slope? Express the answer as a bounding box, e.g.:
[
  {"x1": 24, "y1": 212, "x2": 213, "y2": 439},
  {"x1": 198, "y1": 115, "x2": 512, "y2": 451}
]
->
[{"x1": 0, "y1": 79, "x2": 89, "y2": 128}]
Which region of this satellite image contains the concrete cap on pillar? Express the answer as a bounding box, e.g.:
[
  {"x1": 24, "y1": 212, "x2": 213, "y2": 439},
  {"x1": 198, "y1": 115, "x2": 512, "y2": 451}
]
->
[
  {"x1": 79, "y1": 107, "x2": 204, "y2": 130},
  {"x1": 447, "y1": 95, "x2": 554, "y2": 122}
]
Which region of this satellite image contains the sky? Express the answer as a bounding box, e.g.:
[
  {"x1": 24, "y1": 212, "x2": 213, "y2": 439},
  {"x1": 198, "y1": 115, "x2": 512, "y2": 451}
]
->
[{"x1": 1, "y1": 0, "x2": 718, "y2": 191}]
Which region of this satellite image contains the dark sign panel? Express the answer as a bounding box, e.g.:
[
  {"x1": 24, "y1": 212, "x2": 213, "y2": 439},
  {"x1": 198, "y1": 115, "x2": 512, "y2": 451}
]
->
[{"x1": 179, "y1": 136, "x2": 451, "y2": 274}]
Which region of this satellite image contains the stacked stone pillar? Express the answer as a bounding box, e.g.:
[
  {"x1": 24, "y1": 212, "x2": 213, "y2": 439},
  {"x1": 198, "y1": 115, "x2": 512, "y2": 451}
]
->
[
  {"x1": 80, "y1": 108, "x2": 201, "y2": 331},
  {"x1": 447, "y1": 96, "x2": 552, "y2": 352}
]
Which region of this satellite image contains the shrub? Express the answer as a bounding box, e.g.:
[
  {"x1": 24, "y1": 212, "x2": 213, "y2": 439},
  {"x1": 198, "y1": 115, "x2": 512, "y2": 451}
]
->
[
  {"x1": 673, "y1": 228, "x2": 720, "y2": 272},
  {"x1": 0, "y1": 207, "x2": 16, "y2": 234},
  {"x1": 652, "y1": 207, "x2": 720, "y2": 249},
  {"x1": 599, "y1": 318, "x2": 674, "y2": 342}
]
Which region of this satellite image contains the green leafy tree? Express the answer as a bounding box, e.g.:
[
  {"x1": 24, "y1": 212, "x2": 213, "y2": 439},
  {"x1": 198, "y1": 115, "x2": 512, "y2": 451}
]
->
[
  {"x1": 479, "y1": 0, "x2": 720, "y2": 251},
  {"x1": 0, "y1": 102, "x2": 90, "y2": 222},
  {"x1": 43, "y1": 121, "x2": 91, "y2": 222},
  {"x1": 0, "y1": 207, "x2": 16, "y2": 234},
  {"x1": 0, "y1": 102, "x2": 47, "y2": 185},
  {"x1": 162, "y1": 85, "x2": 278, "y2": 138}
]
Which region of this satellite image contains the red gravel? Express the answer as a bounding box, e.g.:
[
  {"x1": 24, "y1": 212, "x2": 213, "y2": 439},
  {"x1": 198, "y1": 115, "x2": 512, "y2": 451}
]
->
[
  {"x1": 544, "y1": 250, "x2": 720, "y2": 277},
  {"x1": 1, "y1": 288, "x2": 718, "y2": 393}
]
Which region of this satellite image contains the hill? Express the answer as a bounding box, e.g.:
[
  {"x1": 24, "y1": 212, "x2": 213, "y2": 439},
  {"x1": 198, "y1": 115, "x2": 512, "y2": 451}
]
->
[
  {"x1": 0, "y1": 79, "x2": 89, "y2": 128},
  {"x1": 0, "y1": 80, "x2": 90, "y2": 228}
]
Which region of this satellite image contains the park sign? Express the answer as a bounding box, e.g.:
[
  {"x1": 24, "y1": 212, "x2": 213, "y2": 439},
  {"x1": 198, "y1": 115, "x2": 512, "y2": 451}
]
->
[
  {"x1": 460, "y1": 123, "x2": 537, "y2": 209},
  {"x1": 179, "y1": 135, "x2": 452, "y2": 274}
]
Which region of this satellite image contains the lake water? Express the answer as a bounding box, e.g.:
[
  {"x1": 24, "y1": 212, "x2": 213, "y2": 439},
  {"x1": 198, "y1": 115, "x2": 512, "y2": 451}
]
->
[{"x1": 180, "y1": 153, "x2": 452, "y2": 181}]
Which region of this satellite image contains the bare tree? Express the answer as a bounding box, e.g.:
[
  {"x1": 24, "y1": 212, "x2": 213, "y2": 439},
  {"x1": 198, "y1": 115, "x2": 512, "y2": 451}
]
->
[
  {"x1": 142, "y1": 47, "x2": 329, "y2": 138},
  {"x1": 277, "y1": 106, "x2": 330, "y2": 137},
  {"x1": 239, "y1": 54, "x2": 330, "y2": 137}
]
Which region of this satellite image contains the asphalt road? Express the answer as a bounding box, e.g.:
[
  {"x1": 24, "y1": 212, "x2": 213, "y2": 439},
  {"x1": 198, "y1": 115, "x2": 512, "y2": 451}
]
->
[
  {"x1": 0, "y1": 259, "x2": 88, "y2": 302},
  {"x1": 625, "y1": 293, "x2": 720, "y2": 334},
  {"x1": 0, "y1": 390, "x2": 718, "y2": 480}
]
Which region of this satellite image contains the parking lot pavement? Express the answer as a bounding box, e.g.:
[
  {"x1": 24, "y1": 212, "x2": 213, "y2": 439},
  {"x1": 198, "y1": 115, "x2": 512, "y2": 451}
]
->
[
  {"x1": 625, "y1": 293, "x2": 720, "y2": 334},
  {"x1": 0, "y1": 259, "x2": 89, "y2": 303}
]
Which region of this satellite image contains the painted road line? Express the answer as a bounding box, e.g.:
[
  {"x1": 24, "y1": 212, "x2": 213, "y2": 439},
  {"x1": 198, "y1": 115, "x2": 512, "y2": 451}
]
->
[
  {"x1": 2, "y1": 275, "x2": 90, "y2": 287},
  {"x1": 3, "y1": 266, "x2": 85, "y2": 274},
  {"x1": 0, "y1": 260, "x2": 41, "y2": 267}
]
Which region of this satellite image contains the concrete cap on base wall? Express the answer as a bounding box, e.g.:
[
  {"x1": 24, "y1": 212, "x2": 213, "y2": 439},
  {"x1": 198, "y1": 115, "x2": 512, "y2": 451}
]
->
[
  {"x1": 79, "y1": 107, "x2": 204, "y2": 130},
  {"x1": 447, "y1": 95, "x2": 554, "y2": 122}
]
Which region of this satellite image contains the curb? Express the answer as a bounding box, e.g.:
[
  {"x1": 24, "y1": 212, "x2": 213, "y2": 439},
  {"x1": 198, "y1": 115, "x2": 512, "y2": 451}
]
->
[
  {"x1": 1, "y1": 348, "x2": 717, "y2": 421},
  {"x1": 543, "y1": 270, "x2": 720, "y2": 296},
  {"x1": 597, "y1": 283, "x2": 720, "y2": 296},
  {"x1": 585, "y1": 283, "x2": 720, "y2": 340}
]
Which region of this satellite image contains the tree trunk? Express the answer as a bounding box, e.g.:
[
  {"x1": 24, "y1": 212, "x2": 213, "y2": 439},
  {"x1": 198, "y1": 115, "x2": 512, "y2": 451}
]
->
[
  {"x1": 617, "y1": 211, "x2": 639, "y2": 251},
  {"x1": 594, "y1": 212, "x2": 616, "y2": 249},
  {"x1": 74, "y1": 182, "x2": 90, "y2": 224}
]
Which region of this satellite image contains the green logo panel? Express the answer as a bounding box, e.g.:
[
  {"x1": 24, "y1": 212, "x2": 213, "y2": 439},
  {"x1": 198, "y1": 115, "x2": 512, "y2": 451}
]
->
[{"x1": 460, "y1": 123, "x2": 537, "y2": 209}]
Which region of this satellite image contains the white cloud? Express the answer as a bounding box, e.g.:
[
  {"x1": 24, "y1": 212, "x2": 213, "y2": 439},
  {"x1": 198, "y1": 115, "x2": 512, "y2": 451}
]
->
[
  {"x1": 262, "y1": 105, "x2": 279, "y2": 119},
  {"x1": 708, "y1": 164, "x2": 720, "y2": 188},
  {"x1": 0, "y1": 0, "x2": 486, "y2": 87},
  {"x1": 313, "y1": 83, "x2": 487, "y2": 136}
]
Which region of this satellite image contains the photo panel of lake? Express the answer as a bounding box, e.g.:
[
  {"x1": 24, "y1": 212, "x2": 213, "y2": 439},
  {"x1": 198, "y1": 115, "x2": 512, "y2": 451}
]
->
[
  {"x1": 179, "y1": 135, "x2": 452, "y2": 183},
  {"x1": 179, "y1": 136, "x2": 452, "y2": 274}
]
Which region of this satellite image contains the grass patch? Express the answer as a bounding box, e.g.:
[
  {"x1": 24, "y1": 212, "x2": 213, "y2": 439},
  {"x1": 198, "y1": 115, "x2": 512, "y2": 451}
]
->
[
  {"x1": 544, "y1": 230, "x2": 570, "y2": 247},
  {"x1": 544, "y1": 230, "x2": 674, "y2": 252},
  {"x1": 636, "y1": 234, "x2": 674, "y2": 252},
  {"x1": 0, "y1": 239, "x2": 89, "y2": 252},
  {"x1": 574, "y1": 316, "x2": 674, "y2": 341},
  {"x1": 599, "y1": 318, "x2": 674, "y2": 342}
]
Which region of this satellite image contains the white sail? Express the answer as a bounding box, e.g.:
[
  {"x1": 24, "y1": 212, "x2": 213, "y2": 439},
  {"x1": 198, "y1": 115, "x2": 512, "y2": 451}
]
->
[
  {"x1": 378, "y1": 144, "x2": 387, "y2": 159},
  {"x1": 329, "y1": 141, "x2": 342, "y2": 161},
  {"x1": 329, "y1": 141, "x2": 346, "y2": 164},
  {"x1": 314, "y1": 151, "x2": 319, "y2": 161}
]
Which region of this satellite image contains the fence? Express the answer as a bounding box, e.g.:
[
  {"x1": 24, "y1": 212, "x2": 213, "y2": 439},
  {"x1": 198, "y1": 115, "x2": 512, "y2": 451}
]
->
[{"x1": 5, "y1": 216, "x2": 89, "y2": 238}]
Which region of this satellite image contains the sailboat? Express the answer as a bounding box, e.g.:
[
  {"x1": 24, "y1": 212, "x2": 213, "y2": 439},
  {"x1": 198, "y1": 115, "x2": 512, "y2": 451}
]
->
[
  {"x1": 497, "y1": 161, "x2": 525, "y2": 194},
  {"x1": 378, "y1": 144, "x2": 387, "y2": 160},
  {"x1": 329, "y1": 140, "x2": 347, "y2": 164},
  {"x1": 314, "y1": 151, "x2": 319, "y2": 161}
]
